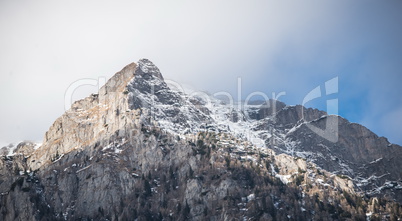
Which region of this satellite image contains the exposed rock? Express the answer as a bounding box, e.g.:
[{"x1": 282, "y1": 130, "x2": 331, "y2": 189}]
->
[
  {"x1": 28, "y1": 62, "x2": 139, "y2": 171},
  {"x1": 0, "y1": 59, "x2": 401, "y2": 220},
  {"x1": 13, "y1": 141, "x2": 37, "y2": 156}
]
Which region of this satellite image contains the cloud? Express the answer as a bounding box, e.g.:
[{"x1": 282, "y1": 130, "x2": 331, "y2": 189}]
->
[{"x1": 0, "y1": 0, "x2": 401, "y2": 145}]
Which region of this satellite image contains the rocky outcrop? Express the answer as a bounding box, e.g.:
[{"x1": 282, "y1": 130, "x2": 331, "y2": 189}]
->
[
  {"x1": 28, "y1": 62, "x2": 139, "y2": 171},
  {"x1": 0, "y1": 129, "x2": 376, "y2": 220},
  {"x1": 1, "y1": 59, "x2": 401, "y2": 220},
  {"x1": 281, "y1": 115, "x2": 402, "y2": 197},
  {"x1": 13, "y1": 142, "x2": 38, "y2": 156}
]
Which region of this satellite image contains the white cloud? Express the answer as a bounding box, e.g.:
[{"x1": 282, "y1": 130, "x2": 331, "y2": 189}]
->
[{"x1": 0, "y1": 0, "x2": 401, "y2": 144}]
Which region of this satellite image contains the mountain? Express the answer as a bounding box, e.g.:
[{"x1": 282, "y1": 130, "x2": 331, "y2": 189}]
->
[{"x1": 1, "y1": 59, "x2": 401, "y2": 220}]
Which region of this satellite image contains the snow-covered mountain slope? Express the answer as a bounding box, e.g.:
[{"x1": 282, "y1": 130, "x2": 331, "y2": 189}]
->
[
  {"x1": 1, "y1": 59, "x2": 401, "y2": 220},
  {"x1": 122, "y1": 60, "x2": 402, "y2": 201},
  {"x1": 14, "y1": 58, "x2": 402, "y2": 201},
  {"x1": 112, "y1": 59, "x2": 402, "y2": 203}
]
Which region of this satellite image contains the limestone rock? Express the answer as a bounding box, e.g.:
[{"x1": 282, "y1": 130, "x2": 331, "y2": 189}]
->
[{"x1": 0, "y1": 59, "x2": 401, "y2": 220}]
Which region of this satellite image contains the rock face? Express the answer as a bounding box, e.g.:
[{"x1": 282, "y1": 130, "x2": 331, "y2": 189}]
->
[
  {"x1": 28, "y1": 62, "x2": 138, "y2": 171},
  {"x1": 270, "y1": 109, "x2": 402, "y2": 202},
  {"x1": 1, "y1": 59, "x2": 401, "y2": 220}
]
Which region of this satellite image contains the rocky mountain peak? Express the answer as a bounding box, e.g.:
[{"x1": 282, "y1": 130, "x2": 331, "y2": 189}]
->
[
  {"x1": 136, "y1": 58, "x2": 164, "y2": 80},
  {"x1": 1, "y1": 59, "x2": 402, "y2": 220}
]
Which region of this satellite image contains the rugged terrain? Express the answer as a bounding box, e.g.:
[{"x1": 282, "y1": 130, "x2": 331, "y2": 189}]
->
[{"x1": 1, "y1": 59, "x2": 401, "y2": 220}]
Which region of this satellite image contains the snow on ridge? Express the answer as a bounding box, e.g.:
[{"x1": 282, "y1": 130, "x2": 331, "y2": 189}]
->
[
  {"x1": 128, "y1": 74, "x2": 375, "y2": 195},
  {"x1": 369, "y1": 157, "x2": 383, "y2": 164},
  {"x1": 4, "y1": 141, "x2": 43, "y2": 156},
  {"x1": 139, "y1": 84, "x2": 276, "y2": 151}
]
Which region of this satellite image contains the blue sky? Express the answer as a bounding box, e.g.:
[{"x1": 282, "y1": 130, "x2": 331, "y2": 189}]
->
[{"x1": 0, "y1": 0, "x2": 401, "y2": 145}]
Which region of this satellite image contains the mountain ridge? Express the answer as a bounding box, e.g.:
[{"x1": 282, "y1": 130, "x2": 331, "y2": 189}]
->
[{"x1": 1, "y1": 59, "x2": 401, "y2": 220}]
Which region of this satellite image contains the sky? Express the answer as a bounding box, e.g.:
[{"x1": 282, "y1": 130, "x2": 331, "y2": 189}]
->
[{"x1": 1, "y1": 0, "x2": 401, "y2": 146}]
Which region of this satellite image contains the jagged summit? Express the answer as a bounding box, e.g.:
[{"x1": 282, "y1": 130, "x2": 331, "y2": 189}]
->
[
  {"x1": 137, "y1": 58, "x2": 164, "y2": 80},
  {"x1": 11, "y1": 59, "x2": 402, "y2": 185},
  {"x1": 96, "y1": 58, "x2": 163, "y2": 98},
  {"x1": 1, "y1": 59, "x2": 402, "y2": 220}
]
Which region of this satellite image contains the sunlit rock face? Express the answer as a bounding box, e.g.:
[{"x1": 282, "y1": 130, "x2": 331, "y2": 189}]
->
[{"x1": 0, "y1": 59, "x2": 401, "y2": 220}]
